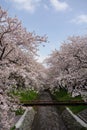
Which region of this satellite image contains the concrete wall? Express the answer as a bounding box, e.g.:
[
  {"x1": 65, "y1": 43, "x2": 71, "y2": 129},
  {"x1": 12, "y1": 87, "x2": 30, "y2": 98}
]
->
[
  {"x1": 14, "y1": 106, "x2": 87, "y2": 130},
  {"x1": 15, "y1": 107, "x2": 36, "y2": 130},
  {"x1": 61, "y1": 108, "x2": 86, "y2": 130}
]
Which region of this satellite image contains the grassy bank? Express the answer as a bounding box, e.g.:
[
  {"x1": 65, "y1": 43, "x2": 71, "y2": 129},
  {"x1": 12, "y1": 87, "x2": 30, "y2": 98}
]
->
[
  {"x1": 53, "y1": 88, "x2": 87, "y2": 114},
  {"x1": 8, "y1": 88, "x2": 39, "y2": 102}
]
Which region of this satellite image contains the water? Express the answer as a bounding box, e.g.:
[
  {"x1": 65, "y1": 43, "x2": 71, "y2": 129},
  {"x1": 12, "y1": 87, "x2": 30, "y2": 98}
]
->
[{"x1": 31, "y1": 91, "x2": 67, "y2": 130}]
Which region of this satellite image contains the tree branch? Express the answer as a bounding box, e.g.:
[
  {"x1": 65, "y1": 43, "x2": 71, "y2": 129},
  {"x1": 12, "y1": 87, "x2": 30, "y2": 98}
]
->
[
  {"x1": 3, "y1": 48, "x2": 14, "y2": 59},
  {"x1": 0, "y1": 46, "x2": 6, "y2": 60}
]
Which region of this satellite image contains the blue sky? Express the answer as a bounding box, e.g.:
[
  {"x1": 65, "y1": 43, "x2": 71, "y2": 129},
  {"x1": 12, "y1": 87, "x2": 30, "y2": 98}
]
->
[{"x1": 0, "y1": 0, "x2": 87, "y2": 62}]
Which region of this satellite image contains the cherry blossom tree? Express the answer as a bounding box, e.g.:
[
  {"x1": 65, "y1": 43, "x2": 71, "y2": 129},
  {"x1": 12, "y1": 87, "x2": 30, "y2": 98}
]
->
[
  {"x1": 46, "y1": 36, "x2": 87, "y2": 94},
  {"x1": 0, "y1": 6, "x2": 47, "y2": 89},
  {"x1": 0, "y1": 6, "x2": 47, "y2": 129}
]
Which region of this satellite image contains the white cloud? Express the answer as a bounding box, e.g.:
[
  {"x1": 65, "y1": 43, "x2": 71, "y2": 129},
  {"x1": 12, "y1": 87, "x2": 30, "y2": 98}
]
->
[
  {"x1": 50, "y1": 0, "x2": 69, "y2": 11},
  {"x1": 8, "y1": 0, "x2": 69, "y2": 12},
  {"x1": 37, "y1": 55, "x2": 46, "y2": 63},
  {"x1": 71, "y1": 14, "x2": 87, "y2": 24},
  {"x1": 10, "y1": 0, "x2": 41, "y2": 12}
]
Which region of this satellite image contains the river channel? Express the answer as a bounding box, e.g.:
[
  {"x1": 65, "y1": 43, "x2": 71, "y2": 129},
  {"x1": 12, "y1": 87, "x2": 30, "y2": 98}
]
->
[{"x1": 31, "y1": 91, "x2": 67, "y2": 130}]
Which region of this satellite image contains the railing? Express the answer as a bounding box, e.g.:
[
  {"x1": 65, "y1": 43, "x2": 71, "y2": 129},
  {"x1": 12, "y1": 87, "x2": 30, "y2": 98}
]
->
[{"x1": 20, "y1": 100, "x2": 87, "y2": 106}]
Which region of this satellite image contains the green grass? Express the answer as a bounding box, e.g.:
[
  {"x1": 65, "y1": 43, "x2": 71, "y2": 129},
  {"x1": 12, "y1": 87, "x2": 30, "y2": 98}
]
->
[
  {"x1": 10, "y1": 126, "x2": 16, "y2": 130},
  {"x1": 53, "y1": 88, "x2": 87, "y2": 114},
  {"x1": 81, "y1": 127, "x2": 87, "y2": 130},
  {"x1": 69, "y1": 105, "x2": 87, "y2": 114},
  {"x1": 53, "y1": 88, "x2": 70, "y2": 101},
  {"x1": 14, "y1": 107, "x2": 25, "y2": 115},
  {"x1": 19, "y1": 89, "x2": 38, "y2": 102},
  {"x1": 8, "y1": 89, "x2": 39, "y2": 102},
  {"x1": 53, "y1": 88, "x2": 82, "y2": 101}
]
